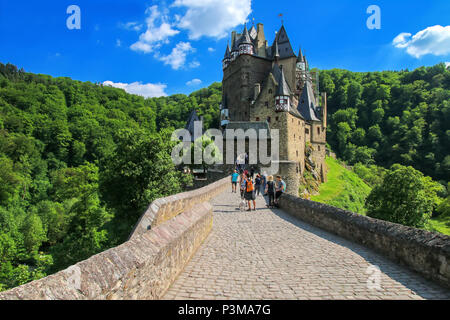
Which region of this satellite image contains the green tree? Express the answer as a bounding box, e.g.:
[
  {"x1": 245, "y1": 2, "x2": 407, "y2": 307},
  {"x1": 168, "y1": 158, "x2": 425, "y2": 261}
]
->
[{"x1": 366, "y1": 164, "x2": 438, "y2": 228}]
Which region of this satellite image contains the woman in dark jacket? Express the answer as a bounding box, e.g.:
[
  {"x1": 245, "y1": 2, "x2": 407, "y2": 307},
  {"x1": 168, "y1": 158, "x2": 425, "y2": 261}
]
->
[{"x1": 265, "y1": 175, "x2": 275, "y2": 208}]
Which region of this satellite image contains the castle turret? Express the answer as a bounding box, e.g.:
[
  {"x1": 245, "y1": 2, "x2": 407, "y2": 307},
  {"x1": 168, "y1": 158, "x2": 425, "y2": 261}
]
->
[
  {"x1": 238, "y1": 25, "x2": 254, "y2": 55},
  {"x1": 275, "y1": 66, "x2": 291, "y2": 112},
  {"x1": 222, "y1": 43, "x2": 231, "y2": 69}
]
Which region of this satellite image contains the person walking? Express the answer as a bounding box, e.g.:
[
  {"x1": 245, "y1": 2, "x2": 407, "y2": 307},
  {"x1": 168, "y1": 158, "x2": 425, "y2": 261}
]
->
[
  {"x1": 244, "y1": 175, "x2": 256, "y2": 211},
  {"x1": 239, "y1": 172, "x2": 246, "y2": 200},
  {"x1": 265, "y1": 175, "x2": 276, "y2": 208},
  {"x1": 231, "y1": 170, "x2": 239, "y2": 193},
  {"x1": 274, "y1": 175, "x2": 286, "y2": 206},
  {"x1": 255, "y1": 174, "x2": 262, "y2": 196},
  {"x1": 261, "y1": 172, "x2": 267, "y2": 196}
]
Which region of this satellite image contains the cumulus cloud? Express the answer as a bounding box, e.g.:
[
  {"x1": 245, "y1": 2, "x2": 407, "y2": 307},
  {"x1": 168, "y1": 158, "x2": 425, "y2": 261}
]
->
[
  {"x1": 393, "y1": 25, "x2": 450, "y2": 58},
  {"x1": 155, "y1": 41, "x2": 195, "y2": 70},
  {"x1": 446, "y1": 62, "x2": 450, "y2": 68},
  {"x1": 103, "y1": 81, "x2": 168, "y2": 98},
  {"x1": 116, "y1": 39, "x2": 122, "y2": 47},
  {"x1": 208, "y1": 47, "x2": 215, "y2": 52},
  {"x1": 172, "y1": 0, "x2": 252, "y2": 40},
  {"x1": 120, "y1": 21, "x2": 143, "y2": 32},
  {"x1": 131, "y1": 5, "x2": 180, "y2": 53},
  {"x1": 186, "y1": 78, "x2": 202, "y2": 86}
]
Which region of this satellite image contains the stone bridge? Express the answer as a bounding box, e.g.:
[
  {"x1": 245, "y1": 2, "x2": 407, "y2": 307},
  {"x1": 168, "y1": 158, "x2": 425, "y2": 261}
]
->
[{"x1": 1, "y1": 178, "x2": 449, "y2": 300}]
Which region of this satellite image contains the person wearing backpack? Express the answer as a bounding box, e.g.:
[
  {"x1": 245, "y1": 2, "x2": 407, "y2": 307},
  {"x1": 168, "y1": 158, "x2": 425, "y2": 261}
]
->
[
  {"x1": 244, "y1": 175, "x2": 256, "y2": 211},
  {"x1": 265, "y1": 175, "x2": 276, "y2": 208}
]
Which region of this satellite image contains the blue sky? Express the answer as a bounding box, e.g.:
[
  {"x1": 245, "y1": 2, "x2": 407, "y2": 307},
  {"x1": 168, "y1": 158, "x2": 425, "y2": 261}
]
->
[{"x1": 0, "y1": 0, "x2": 449, "y2": 97}]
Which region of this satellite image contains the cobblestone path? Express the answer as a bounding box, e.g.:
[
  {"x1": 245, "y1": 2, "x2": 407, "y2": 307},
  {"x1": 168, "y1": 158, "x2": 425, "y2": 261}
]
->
[{"x1": 164, "y1": 190, "x2": 450, "y2": 300}]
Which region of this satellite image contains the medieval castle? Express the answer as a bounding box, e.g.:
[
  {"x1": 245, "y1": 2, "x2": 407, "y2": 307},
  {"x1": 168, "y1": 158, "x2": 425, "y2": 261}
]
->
[{"x1": 219, "y1": 23, "x2": 328, "y2": 196}]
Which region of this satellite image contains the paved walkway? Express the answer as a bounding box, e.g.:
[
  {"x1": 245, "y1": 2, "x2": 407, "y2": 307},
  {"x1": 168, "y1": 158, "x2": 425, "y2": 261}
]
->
[{"x1": 164, "y1": 190, "x2": 450, "y2": 300}]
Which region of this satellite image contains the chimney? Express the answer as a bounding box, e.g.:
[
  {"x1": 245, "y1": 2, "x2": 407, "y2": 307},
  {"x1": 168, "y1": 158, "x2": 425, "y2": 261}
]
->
[
  {"x1": 321, "y1": 92, "x2": 327, "y2": 128},
  {"x1": 231, "y1": 31, "x2": 237, "y2": 47},
  {"x1": 254, "y1": 83, "x2": 261, "y2": 100}
]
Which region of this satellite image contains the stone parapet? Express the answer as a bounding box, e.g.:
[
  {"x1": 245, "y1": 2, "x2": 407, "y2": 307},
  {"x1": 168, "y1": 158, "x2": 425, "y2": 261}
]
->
[
  {"x1": 278, "y1": 194, "x2": 450, "y2": 289},
  {"x1": 129, "y1": 177, "x2": 229, "y2": 240},
  {"x1": 0, "y1": 202, "x2": 213, "y2": 300}
]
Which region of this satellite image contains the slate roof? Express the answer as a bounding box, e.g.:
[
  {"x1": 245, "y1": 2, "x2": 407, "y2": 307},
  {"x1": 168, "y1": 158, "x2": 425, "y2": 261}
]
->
[
  {"x1": 297, "y1": 81, "x2": 321, "y2": 122},
  {"x1": 275, "y1": 67, "x2": 291, "y2": 96},
  {"x1": 185, "y1": 109, "x2": 201, "y2": 139}
]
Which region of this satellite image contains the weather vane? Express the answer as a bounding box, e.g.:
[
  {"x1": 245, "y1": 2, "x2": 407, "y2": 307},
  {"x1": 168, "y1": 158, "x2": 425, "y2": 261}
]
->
[{"x1": 278, "y1": 13, "x2": 284, "y2": 25}]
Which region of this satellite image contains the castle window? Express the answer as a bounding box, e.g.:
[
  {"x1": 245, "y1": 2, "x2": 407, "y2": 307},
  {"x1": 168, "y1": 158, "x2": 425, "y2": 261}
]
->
[
  {"x1": 269, "y1": 89, "x2": 272, "y2": 94},
  {"x1": 296, "y1": 151, "x2": 299, "y2": 157},
  {"x1": 294, "y1": 134, "x2": 296, "y2": 140},
  {"x1": 267, "y1": 117, "x2": 271, "y2": 123},
  {"x1": 306, "y1": 128, "x2": 310, "y2": 134},
  {"x1": 318, "y1": 146, "x2": 321, "y2": 151},
  {"x1": 317, "y1": 127, "x2": 320, "y2": 135},
  {"x1": 256, "y1": 117, "x2": 260, "y2": 121},
  {"x1": 265, "y1": 101, "x2": 269, "y2": 107},
  {"x1": 276, "y1": 117, "x2": 279, "y2": 121}
]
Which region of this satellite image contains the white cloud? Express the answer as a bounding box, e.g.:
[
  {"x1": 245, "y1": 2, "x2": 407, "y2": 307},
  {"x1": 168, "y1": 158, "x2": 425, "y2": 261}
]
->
[
  {"x1": 446, "y1": 62, "x2": 450, "y2": 68},
  {"x1": 189, "y1": 60, "x2": 200, "y2": 68},
  {"x1": 131, "y1": 5, "x2": 180, "y2": 54},
  {"x1": 155, "y1": 41, "x2": 195, "y2": 70},
  {"x1": 172, "y1": 0, "x2": 252, "y2": 40},
  {"x1": 208, "y1": 47, "x2": 215, "y2": 52},
  {"x1": 186, "y1": 78, "x2": 202, "y2": 86},
  {"x1": 116, "y1": 39, "x2": 122, "y2": 47},
  {"x1": 103, "y1": 81, "x2": 168, "y2": 98},
  {"x1": 393, "y1": 25, "x2": 450, "y2": 58},
  {"x1": 120, "y1": 21, "x2": 143, "y2": 32}
]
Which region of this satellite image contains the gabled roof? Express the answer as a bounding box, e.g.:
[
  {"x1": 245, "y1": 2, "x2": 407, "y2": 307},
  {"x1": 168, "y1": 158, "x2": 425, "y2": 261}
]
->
[
  {"x1": 270, "y1": 25, "x2": 296, "y2": 60},
  {"x1": 297, "y1": 81, "x2": 321, "y2": 122},
  {"x1": 276, "y1": 67, "x2": 291, "y2": 96}
]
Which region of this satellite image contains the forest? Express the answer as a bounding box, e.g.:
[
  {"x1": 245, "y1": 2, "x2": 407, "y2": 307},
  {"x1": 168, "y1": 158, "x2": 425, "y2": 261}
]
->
[
  {"x1": 0, "y1": 63, "x2": 221, "y2": 291},
  {"x1": 0, "y1": 62, "x2": 449, "y2": 291}
]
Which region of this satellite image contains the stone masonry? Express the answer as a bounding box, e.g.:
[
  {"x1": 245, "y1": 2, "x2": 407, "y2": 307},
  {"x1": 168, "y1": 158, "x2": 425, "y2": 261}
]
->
[{"x1": 164, "y1": 190, "x2": 450, "y2": 300}]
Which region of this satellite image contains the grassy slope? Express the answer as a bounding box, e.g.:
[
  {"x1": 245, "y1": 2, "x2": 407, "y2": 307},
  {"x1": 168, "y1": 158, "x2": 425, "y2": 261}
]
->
[
  {"x1": 428, "y1": 212, "x2": 450, "y2": 236},
  {"x1": 311, "y1": 157, "x2": 372, "y2": 215}
]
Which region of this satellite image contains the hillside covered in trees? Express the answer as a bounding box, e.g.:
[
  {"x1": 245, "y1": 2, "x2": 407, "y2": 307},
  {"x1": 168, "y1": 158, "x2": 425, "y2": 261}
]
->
[
  {"x1": 0, "y1": 63, "x2": 221, "y2": 291},
  {"x1": 0, "y1": 62, "x2": 449, "y2": 291},
  {"x1": 318, "y1": 63, "x2": 450, "y2": 182}
]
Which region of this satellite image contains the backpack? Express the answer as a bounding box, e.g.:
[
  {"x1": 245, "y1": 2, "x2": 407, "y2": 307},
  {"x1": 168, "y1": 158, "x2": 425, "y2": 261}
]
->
[{"x1": 246, "y1": 179, "x2": 254, "y2": 192}]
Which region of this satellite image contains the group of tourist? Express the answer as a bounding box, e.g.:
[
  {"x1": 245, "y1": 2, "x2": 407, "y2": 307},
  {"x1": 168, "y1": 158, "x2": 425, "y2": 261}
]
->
[{"x1": 231, "y1": 168, "x2": 286, "y2": 211}]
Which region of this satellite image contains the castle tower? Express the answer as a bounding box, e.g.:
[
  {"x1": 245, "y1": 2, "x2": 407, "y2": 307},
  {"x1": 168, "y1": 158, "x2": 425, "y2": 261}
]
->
[{"x1": 220, "y1": 22, "x2": 328, "y2": 194}]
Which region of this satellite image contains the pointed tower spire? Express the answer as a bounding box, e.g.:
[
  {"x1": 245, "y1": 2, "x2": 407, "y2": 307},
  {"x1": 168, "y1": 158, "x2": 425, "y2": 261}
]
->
[
  {"x1": 297, "y1": 48, "x2": 304, "y2": 63},
  {"x1": 224, "y1": 42, "x2": 231, "y2": 59},
  {"x1": 276, "y1": 66, "x2": 291, "y2": 97},
  {"x1": 273, "y1": 39, "x2": 280, "y2": 60}
]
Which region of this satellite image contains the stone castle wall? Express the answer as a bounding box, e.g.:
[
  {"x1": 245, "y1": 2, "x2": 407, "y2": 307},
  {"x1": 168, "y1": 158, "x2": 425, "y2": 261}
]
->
[{"x1": 278, "y1": 194, "x2": 450, "y2": 289}]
